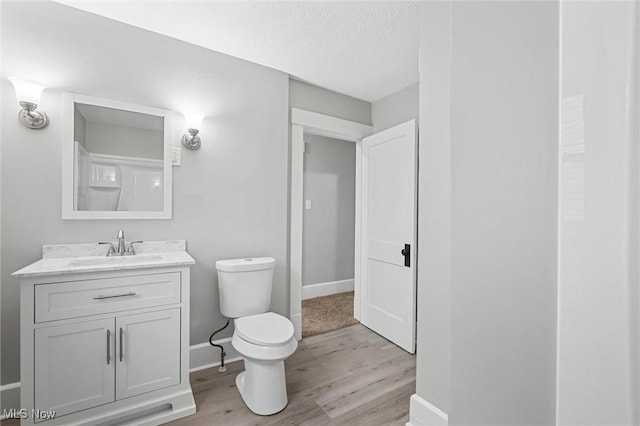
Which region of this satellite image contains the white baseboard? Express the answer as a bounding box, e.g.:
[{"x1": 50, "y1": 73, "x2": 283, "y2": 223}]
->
[
  {"x1": 0, "y1": 382, "x2": 21, "y2": 420},
  {"x1": 189, "y1": 337, "x2": 242, "y2": 373},
  {"x1": 302, "y1": 279, "x2": 354, "y2": 300},
  {"x1": 407, "y1": 394, "x2": 448, "y2": 426},
  {"x1": 0, "y1": 338, "x2": 242, "y2": 420}
]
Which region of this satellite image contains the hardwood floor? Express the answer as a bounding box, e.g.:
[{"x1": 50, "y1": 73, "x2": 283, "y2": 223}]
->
[
  {"x1": 167, "y1": 324, "x2": 416, "y2": 426},
  {"x1": 0, "y1": 325, "x2": 415, "y2": 426}
]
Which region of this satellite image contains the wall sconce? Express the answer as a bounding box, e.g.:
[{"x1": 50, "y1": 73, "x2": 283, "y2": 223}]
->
[
  {"x1": 9, "y1": 77, "x2": 49, "y2": 129},
  {"x1": 181, "y1": 114, "x2": 203, "y2": 150}
]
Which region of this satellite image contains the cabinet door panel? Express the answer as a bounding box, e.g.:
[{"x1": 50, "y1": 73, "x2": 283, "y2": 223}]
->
[
  {"x1": 115, "y1": 309, "x2": 180, "y2": 399},
  {"x1": 35, "y1": 319, "x2": 115, "y2": 417}
]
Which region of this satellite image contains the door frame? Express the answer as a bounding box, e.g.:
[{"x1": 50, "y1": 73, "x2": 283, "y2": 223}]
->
[{"x1": 289, "y1": 108, "x2": 373, "y2": 340}]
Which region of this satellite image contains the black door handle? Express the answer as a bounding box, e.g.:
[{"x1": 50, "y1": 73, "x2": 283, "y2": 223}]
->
[{"x1": 401, "y1": 244, "x2": 410, "y2": 267}]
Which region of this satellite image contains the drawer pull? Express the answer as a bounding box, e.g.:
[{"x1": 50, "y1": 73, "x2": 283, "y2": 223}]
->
[{"x1": 93, "y1": 292, "x2": 137, "y2": 300}]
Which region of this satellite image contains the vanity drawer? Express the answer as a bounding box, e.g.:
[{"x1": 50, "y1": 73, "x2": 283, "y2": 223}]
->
[{"x1": 35, "y1": 272, "x2": 181, "y2": 322}]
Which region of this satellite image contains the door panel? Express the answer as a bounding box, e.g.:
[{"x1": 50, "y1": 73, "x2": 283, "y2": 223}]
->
[
  {"x1": 115, "y1": 309, "x2": 180, "y2": 399},
  {"x1": 361, "y1": 119, "x2": 417, "y2": 353},
  {"x1": 35, "y1": 318, "x2": 115, "y2": 416}
]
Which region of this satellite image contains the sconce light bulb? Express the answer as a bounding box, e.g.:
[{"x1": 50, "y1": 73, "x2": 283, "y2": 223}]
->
[{"x1": 184, "y1": 114, "x2": 204, "y2": 131}]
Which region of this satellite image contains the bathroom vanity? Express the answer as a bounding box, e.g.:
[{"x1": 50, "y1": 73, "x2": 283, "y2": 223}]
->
[{"x1": 12, "y1": 241, "x2": 195, "y2": 425}]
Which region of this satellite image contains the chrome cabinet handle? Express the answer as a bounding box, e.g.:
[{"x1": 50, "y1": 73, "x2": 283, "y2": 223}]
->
[
  {"x1": 93, "y1": 292, "x2": 136, "y2": 300},
  {"x1": 119, "y1": 327, "x2": 124, "y2": 362},
  {"x1": 107, "y1": 329, "x2": 111, "y2": 365}
]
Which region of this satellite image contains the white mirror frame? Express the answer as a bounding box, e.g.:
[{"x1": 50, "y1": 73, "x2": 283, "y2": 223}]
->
[{"x1": 62, "y1": 93, "x2": 173, "y2": 219}]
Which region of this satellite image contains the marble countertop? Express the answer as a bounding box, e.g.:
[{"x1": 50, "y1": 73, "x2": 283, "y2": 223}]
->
[{"x1": 12, "y1": 240, "x2": 195, "y2": 278}]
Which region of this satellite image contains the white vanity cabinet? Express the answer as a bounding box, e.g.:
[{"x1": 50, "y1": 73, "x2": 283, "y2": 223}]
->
[
  {"x1": 14, "y1": 246, "x2": 196, "y2": 426},
  {"x1": 34, "y1": 309, "x2": 181, "y2": 417}
]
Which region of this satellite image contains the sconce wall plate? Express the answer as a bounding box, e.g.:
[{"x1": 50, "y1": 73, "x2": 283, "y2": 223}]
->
[
  {"x1": 18, "y1": 101, "x2": 49, "y2": 129},
  {"x1": 181, "y1": 128, "x2": 201, "y2": 150}
]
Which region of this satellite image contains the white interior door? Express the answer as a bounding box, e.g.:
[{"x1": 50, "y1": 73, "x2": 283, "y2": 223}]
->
[{"x1": 360, "y1": 119, "x2": 417, "y2": 353}]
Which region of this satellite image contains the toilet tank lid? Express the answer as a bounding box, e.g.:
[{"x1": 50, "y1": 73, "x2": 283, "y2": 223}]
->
[{"x1": 216, "y1": 257, "x2": 275, "y2": 272}]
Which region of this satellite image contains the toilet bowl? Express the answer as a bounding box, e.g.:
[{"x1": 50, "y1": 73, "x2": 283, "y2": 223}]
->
[
  {"x1": 231, "y1": 312, "x2": 297, "y2": 415},
  {"x1": 216, "y1": 257, "x2": 297, "y2": 415}
]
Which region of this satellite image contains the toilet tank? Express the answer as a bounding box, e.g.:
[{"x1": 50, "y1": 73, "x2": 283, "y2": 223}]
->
[{"x1": 216, "y1": 257, "x2": 275, "y2": 318}]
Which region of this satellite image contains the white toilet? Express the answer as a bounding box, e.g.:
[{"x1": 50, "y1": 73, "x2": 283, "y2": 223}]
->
[{"x1": 216, "y1": 257, "x2": 297, "y2": 415}]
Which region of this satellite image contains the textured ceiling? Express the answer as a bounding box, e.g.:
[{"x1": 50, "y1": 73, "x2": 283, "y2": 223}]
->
[{"x1": 54, "y1": 0, "x2": 420, "y2": 102}]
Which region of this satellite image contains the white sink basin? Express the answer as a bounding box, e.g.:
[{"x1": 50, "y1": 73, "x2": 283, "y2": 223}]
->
[{"x1": 69, "y1": 255, "x2": 164, "y2": 267}]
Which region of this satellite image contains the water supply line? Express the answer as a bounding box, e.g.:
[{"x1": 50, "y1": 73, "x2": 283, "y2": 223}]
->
[{"x1": 209, "y1": 319, "x2": 230, "y2": 372}]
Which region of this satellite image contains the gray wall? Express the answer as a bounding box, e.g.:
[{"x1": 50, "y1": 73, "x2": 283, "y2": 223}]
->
[
  {"x1": 302, "y1": 134, "x2": 355, "y2": 286},
  {"x1": 415, "y1": 1, "x2": 452, "y2": 413},
  {"x1": 1, "y1": 2, "x2": 289, "y2": 384},
  {"x1": 289, "y1": 79, "x2": 372, "y2": 126},
  {"x1": 371, "y1": 82, "x2": 419, "y2": 133},
  {"x1": 448, "y1": 2, "x2": 558, "y2": 424},
  {"x1": 85, "y1": 121, "x2": 164, "y2": 160}
]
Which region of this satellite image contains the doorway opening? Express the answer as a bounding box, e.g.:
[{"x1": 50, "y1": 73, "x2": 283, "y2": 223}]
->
[
  {"x1": 290, "y1": 109, "x2": 417, "y2": 352},
  {"x1": 300, "y1": 133, "x2": 358, "y2": 337},
  {"x1": 289, "y1": 108, "x2": 373, "y2": 340}
]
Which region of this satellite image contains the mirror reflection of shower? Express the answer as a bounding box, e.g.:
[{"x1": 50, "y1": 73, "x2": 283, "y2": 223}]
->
[
  {"x1": 75, "y1": 143, "x2": 163, "y2": 211},
  {"x1": 73, "y1": 102, "x2": 164, "y2": 212}
]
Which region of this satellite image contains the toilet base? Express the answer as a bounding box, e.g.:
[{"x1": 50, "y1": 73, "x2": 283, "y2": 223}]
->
[{"x1": 235, "y1": 359, "x2": 288, "y2": 416}]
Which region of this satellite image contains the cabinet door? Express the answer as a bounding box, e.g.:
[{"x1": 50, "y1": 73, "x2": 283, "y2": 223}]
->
[
  {"x1": 35, "y1": 319, "x2": 115, "y2": 417},
  {"x1": 115, "y1": 309, "x2": 180, "y2": 400}
]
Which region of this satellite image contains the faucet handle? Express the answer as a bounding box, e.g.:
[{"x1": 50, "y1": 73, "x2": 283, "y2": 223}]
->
[
  {"x1": 98, "y1": 242, "x2": 116, "y2": 256},
  {"x1": 126, "y1": 241, "x2": 143, "y2": 255}
]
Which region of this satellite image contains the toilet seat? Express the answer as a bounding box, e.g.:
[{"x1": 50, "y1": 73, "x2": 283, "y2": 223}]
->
[{"x1": 235, "y1": 312, "x2": 294, "y2": 347}]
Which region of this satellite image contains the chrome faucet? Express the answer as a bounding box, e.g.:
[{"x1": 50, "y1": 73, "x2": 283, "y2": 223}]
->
[
  {"x1": 117, "y1": 229, "x2": 126, "y2": 256},
  {"x1": 99, "y1": 229, "x2": 143, "y2": 256}
]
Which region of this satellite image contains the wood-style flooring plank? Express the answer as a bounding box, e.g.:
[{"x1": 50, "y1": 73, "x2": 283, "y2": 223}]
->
[
  {"x1": 168, "y1": 324, "x2": 415, "y2": 426},
  {"x1": 329, "y1": 381, "x2": 415, "y2": 426}
]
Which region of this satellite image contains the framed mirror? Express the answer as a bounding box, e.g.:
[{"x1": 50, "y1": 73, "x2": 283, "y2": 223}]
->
[{"x1": 62, "y1": 93, "x2": 173, "y2": 219}]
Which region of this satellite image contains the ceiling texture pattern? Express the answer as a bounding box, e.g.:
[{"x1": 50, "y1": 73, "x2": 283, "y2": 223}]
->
[{"x1": 55, "y1": 0, "x2": 420, "y2": 102}]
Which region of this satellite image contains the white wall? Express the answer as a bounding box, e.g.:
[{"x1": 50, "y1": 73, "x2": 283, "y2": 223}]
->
[
  {"x1": 1, "y1": 2, "x2": 289, "y2": 386},
  {"x1": 372, "y1": 82, "x2": 419, "y2": 133},
  {"x1": 448, "y1": 2, "x2": 559, "y2": 424},
  {"x1": 557, "y1": 2, "x2": 640, "y2": 424},
  {"x1": 415, "y1": 3, "x2": 640, "y2": 425},
  {"x1": 302, "y1": 134, "x2": 355, "y2": 286},
  {"x1": 414, "y1": 1, "x2": 452, "y2": 416}
]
